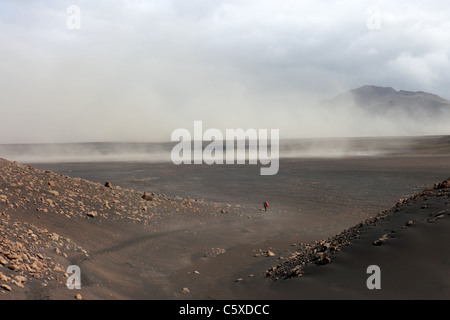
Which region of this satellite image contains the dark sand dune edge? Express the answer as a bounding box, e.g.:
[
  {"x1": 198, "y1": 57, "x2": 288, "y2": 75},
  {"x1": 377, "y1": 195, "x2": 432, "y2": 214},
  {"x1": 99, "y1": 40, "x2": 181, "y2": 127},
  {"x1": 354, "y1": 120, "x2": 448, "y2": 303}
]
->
[
  {"x1": 266, "y1": 177, "x2": 450, "y2": 279},
  {"x1": 0, "y1": 157, "x2": 449, "y2": 300},
  {"x1": 251, "y1": 177, "x2": 450, "y2": 299}
]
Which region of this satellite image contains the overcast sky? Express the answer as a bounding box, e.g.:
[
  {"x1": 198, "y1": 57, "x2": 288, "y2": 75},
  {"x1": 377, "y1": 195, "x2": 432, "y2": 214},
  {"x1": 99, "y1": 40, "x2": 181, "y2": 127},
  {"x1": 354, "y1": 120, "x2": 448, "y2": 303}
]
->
[{"x1": 1, "y1": 0, "x2": 450, "y2": 143}]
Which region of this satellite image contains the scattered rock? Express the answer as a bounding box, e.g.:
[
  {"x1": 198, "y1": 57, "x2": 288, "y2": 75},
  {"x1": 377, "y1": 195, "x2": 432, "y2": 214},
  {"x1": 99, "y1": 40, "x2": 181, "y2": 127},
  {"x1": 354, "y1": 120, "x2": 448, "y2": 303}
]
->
[
  {"x1": 434, "y1": 180, "x2": 450, "y2": 189},
  {"x1": 14, "y1": 275, "x2": 27, "y2": 284},
  {"x1": 203, "y1": 248, "x2": 226, "y2": 258},
  {"x1": 54, "y1": 266, "x2": 65, "y2": 273},
  {"x1": 373, "y1": 234, "x2": 389, "y2": 246},
  {"x1": 406, "y1": 220, "x2": 414, "y2": 227},
  {"x1": 8, "y1": 264, "x2": 20, "y2": 271},
  {"x1": 1, "y1": 284, "x2": 12, "y2": 291},
  {"x1": 75, "y1": 293, "x2": 82, "y2": 300},
  {"x1": 142, "y1": 192, "x2": 153, "y2": 201},
  {"x1": 427, "y1": 213, "x2": 447, "y2": 223},
  {"x1": 0, "y1": 272, "x2": 10, "y2": 282},
  {"x1": 31, "y1": 260, "x2": 44, "y2": 271},
  {"x1": 104, "y1": 181, "x2": 112, "y2": 188},
  {"x1": 263, "y1": 250, "x2": 276, "y2": 257},
  {"x1": 86, "y1": 211, "x2": 98, "y2": 218},
  {"x1": 318, "y1": 256, "x2": 331, "y2": 265},
  {"x1": 50, "y1": 233, "x2": 59, "y2": 241}
]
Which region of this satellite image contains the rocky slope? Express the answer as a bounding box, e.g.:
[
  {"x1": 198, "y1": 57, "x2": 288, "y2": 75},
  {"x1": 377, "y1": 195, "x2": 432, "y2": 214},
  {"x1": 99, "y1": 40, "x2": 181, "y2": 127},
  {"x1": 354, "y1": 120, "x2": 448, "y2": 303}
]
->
[{"x1": 0, "y1": 158, "x2": 248, "y2": 298}]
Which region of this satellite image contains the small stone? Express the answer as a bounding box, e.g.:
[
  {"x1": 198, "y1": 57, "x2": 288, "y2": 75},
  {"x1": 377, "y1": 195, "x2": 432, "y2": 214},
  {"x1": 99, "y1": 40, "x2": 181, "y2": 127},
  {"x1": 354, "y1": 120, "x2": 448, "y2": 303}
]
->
[
  {"x1": 372, "y1": 234, "x2": 389, "y2": 246},
  {"x1": 75, "y1": 294, "x2": 82, "y2": 300},
  {"x1": 87, "y1": 211, "x2": 98, "y2": 218},
  {"x1": 182, "y1": 287, "x2": 190, "y2": 293},
  {"x1": 0, "y1": 272, "x2": 10, "y2": 282},
  {"x1": 142, "y1": 192, "x2": 153, "y2": 201},
  {"x1": 318, "y1": 256, "x2": 331, "y2": 265},
  {"x1": 54, "y1": 266, "x2": 65, "y2": 273},
  {"x1": 48, "y1": 190, "x2": 59, "y2": 196},
  {"x1": 50, "y1": 233, "x2": 59, "y2": 241},
  {"x1": 1, "y1": 284, "x2": 12, "y2": 291},
  {"x1": 264, "y1": 250, "x2": 276, "y2": 257},
  {"x1": 14, "y1": 275, "x2": 27, "y2": 283},
  {"x1": 104, "y1": 181, "x2": 112, "y2": 188},
  {"x1": 31, "y1": 260, "x2": 44, "y2": 271},
  {"x1": 8, "y1": 264, "x2": 20, "y2": 271}
]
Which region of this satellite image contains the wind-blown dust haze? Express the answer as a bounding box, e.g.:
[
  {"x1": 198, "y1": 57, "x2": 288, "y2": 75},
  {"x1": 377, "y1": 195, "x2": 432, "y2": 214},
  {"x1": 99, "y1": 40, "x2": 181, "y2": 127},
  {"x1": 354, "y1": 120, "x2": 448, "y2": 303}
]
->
[{"x1": 1, "y1": 1, "x2": 450, "y2": 144}]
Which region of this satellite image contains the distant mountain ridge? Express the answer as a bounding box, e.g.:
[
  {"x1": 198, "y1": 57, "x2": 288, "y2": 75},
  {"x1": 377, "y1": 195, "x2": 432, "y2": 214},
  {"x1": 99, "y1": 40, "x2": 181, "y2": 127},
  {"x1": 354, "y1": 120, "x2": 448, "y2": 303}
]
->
[{"x1": 326, "y1": 85, "x2": 450, "y2": 117}]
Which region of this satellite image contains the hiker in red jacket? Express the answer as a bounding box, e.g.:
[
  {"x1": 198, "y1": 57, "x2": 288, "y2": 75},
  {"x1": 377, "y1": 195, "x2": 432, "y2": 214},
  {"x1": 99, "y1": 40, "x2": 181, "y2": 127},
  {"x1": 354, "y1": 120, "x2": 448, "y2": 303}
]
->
[{"x1": 263, "y1": 201, "x2": 269, "y2": 211}]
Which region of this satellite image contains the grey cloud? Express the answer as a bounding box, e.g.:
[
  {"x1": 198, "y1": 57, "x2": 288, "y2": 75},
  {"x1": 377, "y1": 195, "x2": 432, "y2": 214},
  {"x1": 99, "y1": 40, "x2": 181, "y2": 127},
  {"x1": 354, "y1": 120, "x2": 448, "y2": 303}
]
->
[{"x1": 0, "y1": 0, "x2": 449, "y2": 143}]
